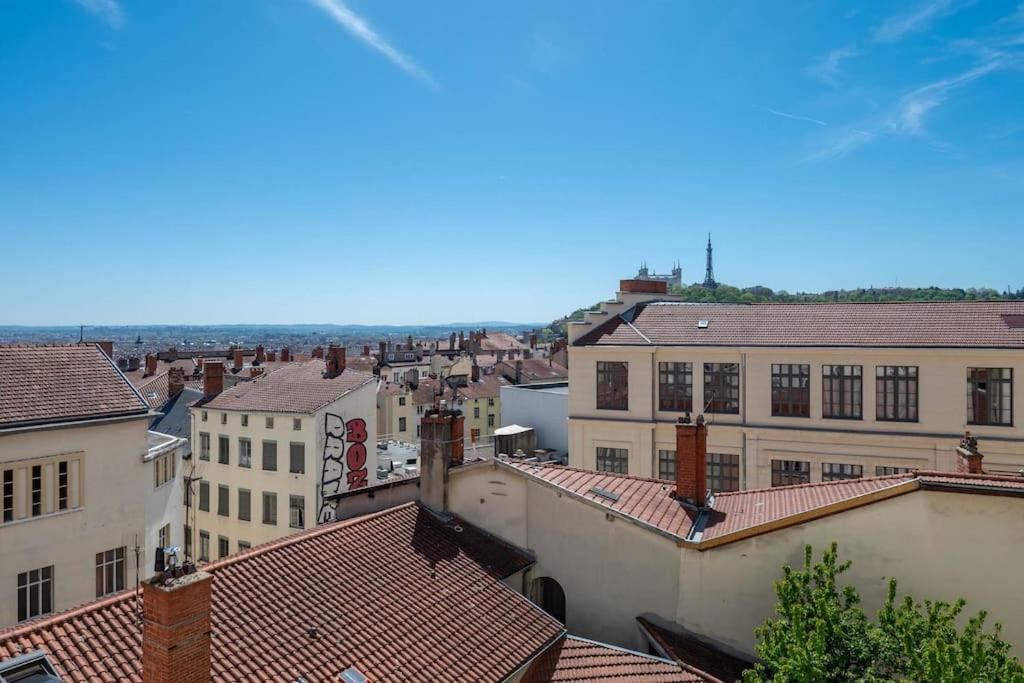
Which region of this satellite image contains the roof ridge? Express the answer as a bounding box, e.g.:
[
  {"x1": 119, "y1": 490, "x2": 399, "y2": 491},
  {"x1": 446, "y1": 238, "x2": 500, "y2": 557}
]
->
[
  {"x1": 648, "y1": 299, "x2": 1023, "y2": 307},
  {"x1": 916, "y1": 470, "x2": 1024, "y2": 484},
  {"x1": 711, "y1": 472, "x2": 916, "y2": 498}
]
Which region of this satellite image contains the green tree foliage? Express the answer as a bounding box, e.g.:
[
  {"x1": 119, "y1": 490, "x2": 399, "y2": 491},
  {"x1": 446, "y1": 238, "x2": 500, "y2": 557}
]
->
[{"x1": 744, "y1": 543, "x2": 1023, "y2": 683}]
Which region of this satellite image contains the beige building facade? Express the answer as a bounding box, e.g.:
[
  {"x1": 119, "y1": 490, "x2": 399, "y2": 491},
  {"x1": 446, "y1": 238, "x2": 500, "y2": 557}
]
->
[{"x1": 567, "y1": 281, "x2": 1024, "y2": 489}]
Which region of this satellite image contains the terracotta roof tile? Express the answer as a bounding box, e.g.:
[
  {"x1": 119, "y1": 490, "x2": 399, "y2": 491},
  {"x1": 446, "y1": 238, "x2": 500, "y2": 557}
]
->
[
  {"x1": 523, "y1": 636, "x2": 710, "y2": 682},
  {"x1": 411, "y1": 375, "x2": 510, "y2": 405},
  {"x1": 200, "y1": 359, "x2": 374, "y2": 414},
  {"x1": 498, "y1": 358, "x2": 569, "y2": 382},
  {"x1": 135, "y1": 371, "x2": 203, "y2": 409},
  {"x1": 0, "y1": 344, "x2": 149, "y2": 429},
  {"x1": 0, "y1": 503, "x2": 562, "y2": 682},
  {"x1": 577, "y1": 300, "x2": 1024, "y2": 348}
]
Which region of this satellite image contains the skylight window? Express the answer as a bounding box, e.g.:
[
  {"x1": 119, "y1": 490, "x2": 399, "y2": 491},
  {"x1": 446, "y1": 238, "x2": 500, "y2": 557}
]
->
[{"x1": 697, "y1": 320, "x2": 710, "y2": 329}]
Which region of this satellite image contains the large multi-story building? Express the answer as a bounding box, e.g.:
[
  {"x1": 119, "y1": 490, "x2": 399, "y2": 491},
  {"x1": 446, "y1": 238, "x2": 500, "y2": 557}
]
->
[
  {"x1": 566, "y1": 280, "x2": 1024, "y2": 489},
  {"x1": 188, "y1": 348, "x2": 375, "y2": 560},
  {"x1": 0, "y1": 344, "x2": 184, "y2": 627}
]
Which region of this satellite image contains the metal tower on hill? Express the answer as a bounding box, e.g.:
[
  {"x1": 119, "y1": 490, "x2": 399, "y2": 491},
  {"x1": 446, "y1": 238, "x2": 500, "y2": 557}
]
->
[{"x1": 703, "y1": 233, "x2": 718, "y2": 289}]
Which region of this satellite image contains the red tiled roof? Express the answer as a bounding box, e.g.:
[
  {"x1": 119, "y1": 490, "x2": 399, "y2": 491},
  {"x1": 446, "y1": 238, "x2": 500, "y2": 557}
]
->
[
  {"x1": 479, "y1": 332, "x2": 528, "y2": 352},
  {"x1": 135, "y1": 371, "x2": 203, "y2": 409},
  {"x1": 411, "y1": 375, "x2": 510, "y2": 405},
  {"x1": 0, "y1": 344, "x2": 149, "y2": 429},
  {"x1": 123, "y1": 359, "x2": 199, "y2": 387},
  {"x1": 505, "y1": 462, "x2": 699, "y2": 539},
  {"x1": 500, "y1": 461, "x2": 1024, "y2": 547},
  {"x1": 200, "y1": 360, "x2": 374, "y2": 414},
  {"x1": 0, "y1": 503, "x2": 562, "y2": 682},
  {"x1": 636, "y1": 618, "x2": 747, "y2": 683},
  {"x1": 522, "y1": 636, "x2": 710, "y2": 682},
  {"x1": 576, "y1": 300, "x2": 1024, "y2": 348},
  {"x1": 498, "y1": 358, "x2": 569, "y2": 383}
]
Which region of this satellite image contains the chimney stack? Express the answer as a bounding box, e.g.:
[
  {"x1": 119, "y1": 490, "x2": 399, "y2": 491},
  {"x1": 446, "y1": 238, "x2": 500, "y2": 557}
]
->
[
  {"x1": 529, "y1": 334, "x2": 537, "y2": 350},
  {"x1": 233, "y1": 349, "x2": 243, "y2": 370},
  {"x1": 675, "y1": 414, "x2": 708, "y2": 506},
  {"x1": 956, "y1": 431, "x2": 984, "y2": 474},
  {"x1": 280, "y1": 347, "x2": 290, "y2": 363},
  {"x1": 312, "y1": 346, "x2": 324, "y2": 360},
  {"x1": 420, "y1": 409, "x2": 465, "y2": 513},
  {"x1": 378, "y1": 341, "x2": 387, "y2": 358},
  {"x1": 326, "y1": 345, "x2": 346, "y2": 378},
  {"x1": 255, "y1": 345, "x2": 265, "y2": 364},
  {"x1": 362, "y1": 344, "x2": 370, "y2": 356},
  {"x1": 96, "y1": 341, "x2": 114, "y2": 360},
  {"x1": 203, "y1": 361, "x2": 224, "y2": 398},
  {"x1": 458, "y1": 331, "x2": 466, "y2": 350},
  {"x1": 266, "y1": 350, "x2": 276, "y2": 362},
  {"x1": 142, "y1": 570, "x2": 213, "y2": 683},
  {"x1": 471, "y1": 364, "x2": 480, "y2": 383},
  {"x1": 168, "y1": 367, "x2": 185, "y2": 398},
  {"x1": 144, "y1": 354, "x2": 158, "y2": 377}
]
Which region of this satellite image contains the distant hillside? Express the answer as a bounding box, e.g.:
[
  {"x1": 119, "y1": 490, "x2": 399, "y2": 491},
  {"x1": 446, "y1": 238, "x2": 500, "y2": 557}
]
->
[{"x1": 540, "y1": 283, "x2": 1024, "y2": 339}]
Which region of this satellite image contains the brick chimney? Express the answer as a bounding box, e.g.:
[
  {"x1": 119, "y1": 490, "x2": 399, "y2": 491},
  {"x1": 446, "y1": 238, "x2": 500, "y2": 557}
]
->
[
  {"x1": 675, "y1": 415, "x2": 708, "y2": 506},
  {"x1": 471, "y1": 364, "x2": 480, "y2": 383},
  {"x1": 266, "y1": 350, "x2": 276, "y2": 362},
  {"x1": 378, "y1": 341, "x2": 387, "y2": 358},
  {"x1": 142, "y1": 570, "x2": 213, "y2": 683},
  {"x1": 255, "y1": 345, "x2": 265, "y2": 364},
  {"x1": 233, "y1": 349, "x2": 243, "y2": 371},
  {"x1": 458, "y1": 331, "x2": 466, "y2": 350},
  {"x1": 280, "y1": 347, "x2": 290, "y2": 362},
  {"x1": 420, "y1": 409, "x2": 465, "y2": 513},
  {"x1": 145, "y1": 354, "x2": 158, "y2": 377},
  {"x1": 96, "y1": 341, "x2": 114, "y2": 360},
  {"x1": 326, "y1": 345, "x2": 346, "y2": 378},
  {"x1": 620, "y1": 279, "x2": 668, "y2": 294},
  {"x1": 362, "y1": 344, "x2": 370, "y2": 356},
  {"x1": 529, "y1": 333, "x2": 537, "y2": 349},
  {"x1": 203, "y1": 361, "x2": 224, "y2": 398},
  {"x1": 168, "y1": 367, "x2": 185, "y2": 398},
  {"x1": 956, "y1": 431, "x2": 984, "y2": 474}
]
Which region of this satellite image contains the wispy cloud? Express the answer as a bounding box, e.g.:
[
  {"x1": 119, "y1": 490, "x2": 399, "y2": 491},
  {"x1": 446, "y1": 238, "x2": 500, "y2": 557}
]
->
[
  {"x1": 872, "y1": 0, "x2": 960, "y2": 43},
  {"x1": 806, "y1": 45, "x2": 859, "y2": 86},
  {"x1": 890, "y1": 59, "x2": 1006, "y2": 135},
  {"x1": 307, "y1": 0, "x2": 438, "y2": 90},
  {"x1": 72, "y1": 0, "x2": 122, "y2": 28},
  {"x1": 762, "y1": 107, "x2": 828, "y2": 127},
  {"x1": 807, "y1": 128, "x2": 876, "y2": 161}
]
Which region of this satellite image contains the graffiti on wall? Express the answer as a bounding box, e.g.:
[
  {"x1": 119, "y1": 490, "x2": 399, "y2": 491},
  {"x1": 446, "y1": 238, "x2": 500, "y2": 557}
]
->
[{"x1": 317, "y1": 413, "x2": 370, "y2": 523}]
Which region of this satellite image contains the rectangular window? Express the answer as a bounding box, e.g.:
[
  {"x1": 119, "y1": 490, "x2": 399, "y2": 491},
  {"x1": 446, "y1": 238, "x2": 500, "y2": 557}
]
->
[
  {"x1": 184, "y1": 525, "x2": 192, "y2": 561},
  {"x1": 158, "y1": 523, "x2": 170, "y2": 549},
  {"x1": 487, "y1": 414, "x2": 495, "y2": 427},
  {"x1": 31, "y1": 465, "x2": 42, "y2": 516},
  {"x1": 876, "y1": 466, "x2": 914, "y2": 476},
  {"x1": 658, "y1": 362, "x2": 693, "y2": 412},
  {"x1": 94, "y1": 547, "x2": 126, "y2": 597},
  {"x1": 262, "y1": 441, "x2": 277, "y2": 471},
  {"x1": 220, "y1": 413, "x2": 227, "y2": 425},
  {"x1": 596, "y1": 361, "x2": 629, "y2": 410},
  {"x1": 199, "y1": 481, "x2": 209, "y2": 512},
  {"x1": 218, "y1": 435, "x2": 229, "y2": 465},
  {"x1": 17, "y1": 566, "x2": 53, "y2": 622},
  {"x1": 218, "y1": 536, "x2": 229, "y2": 559},
  {"x1": 471, "y1": 428, "x2": 481, "y2": 442},
  {"x1": 822, "y1": 365, "x2": 862, "y2": 419},
  {"x1": 262, "y1": 492, "x2": 277, "y2": 525},
  {"x1": 488, "y1": 398, "x2": 495, "y2": 407},
  {"x1": 876, "y1": 366, "x2": 919, "y2": 422},
  {"x1": 707, "y1": 453, "x2": 740, "y2": 492},
  {"x1": 771, "y1": 364, "x2": 810, "y2": 417},
  {"x1": 238, "y1": 489, "x2": 251, "y2": 521},
  {"x1": 266, "y1": 416, "x2": 274, "y2": 429},
  {"x1": 3, "y1": 469, "x2": 13, "y2": 522},
  {"x1": 293, "y1": 418, "x2": 301, "y2": 431},
  {"x1": 473, "y1": 407, "x2": 480, "y2": 419},
  {"x1": 289, "y1": 495, "x2": 305, "y2": 529},
  {"x1": 239, "y1": 438, "x2": 252, "y2": 468},
  {"x1": 399, "y1": 397, "x2": 406, "y2": 406},
  {"x1": 704, "y1": 363, "x2": 740, "y2": 414},
  {"x1": 201, "y1": 410, "x2": 208, "y2": 422},
  {"x1": 289, "y1": 443, "x2": 305, "y2": 474},
  {"x1": 199, "y1": 432, "x2": 210, "y2": 461},
  {"x1": 399, "y1": 417, "x2": 407, "y2": 432},
  {"x1": 416, "y1": 425, "x2": 421, "y2": 437},
  {"x1": 238, "y1": 540, "x2": 251, "y2": 552},
  {"x1": 967, "y1": 368, "x2": 1013, "y2": 426},
  {"x1": 57, "y1": 461, "x2": 69, "y2": 511},
  {"x1": 657, "y1": 449, "x2": 675, "y2": 481},
  {"x1": 217, "y1": 485, "x2": 229, "y2": 517},
  {"x1": 241, "y1": 414, "x2": 249, "y2": 427},
  {"x1": 822, "y1": 463, "x2": 863, "y2": 481},
  {"x1": 596, "y1": 447, "x2": 628, "y2": 474},
  {"x1": 771, "y1": 460, "x2": 810, "y2": 487},
  {"x1": 199, "y1": 531, "x2": 210, "y2": 562}
]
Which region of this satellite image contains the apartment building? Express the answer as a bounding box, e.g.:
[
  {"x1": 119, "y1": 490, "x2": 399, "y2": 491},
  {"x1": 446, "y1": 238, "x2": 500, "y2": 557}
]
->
[
  {"x1": 188, "y1": 348, "x2": 375, "y2": 560},
  {"x1": 0, "y1": 344, "x2": 183, "y2": 627},
  {"x1": 566, "y1": 280, "x2": 1024, "y2": 489}
]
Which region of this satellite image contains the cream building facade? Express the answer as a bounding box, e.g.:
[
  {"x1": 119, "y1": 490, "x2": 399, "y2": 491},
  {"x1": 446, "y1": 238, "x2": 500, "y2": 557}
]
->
[
  {"x1": 567, "y1": 281, "x2": 1024, "y2": 490},
  {"x1": 188, "y1": 353, "x2": 375, "y2": 561},
  {"x1": 0, "y1": 345, "x2": 181, "y2": 628}
]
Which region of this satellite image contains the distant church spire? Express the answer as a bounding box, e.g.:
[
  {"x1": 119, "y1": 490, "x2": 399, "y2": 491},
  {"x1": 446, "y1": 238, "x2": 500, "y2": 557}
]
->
[{"x1": 703, "y1": 233, "x2": 717, "y2": 289}]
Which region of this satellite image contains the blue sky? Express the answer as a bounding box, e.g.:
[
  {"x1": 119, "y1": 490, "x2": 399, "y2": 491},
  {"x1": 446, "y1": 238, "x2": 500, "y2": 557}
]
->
[{"x1": 1, "y1": 0, "x2": 1022, "y2": 325}]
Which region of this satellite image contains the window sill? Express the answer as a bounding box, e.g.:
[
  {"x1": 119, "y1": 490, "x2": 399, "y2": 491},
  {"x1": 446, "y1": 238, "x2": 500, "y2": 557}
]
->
[
  {"x1": 1, "y1": 506, "x2": 82, "y2": 528},
  {"x1": 967, "y1": 421, "x2": 1014, "y2": 428}
]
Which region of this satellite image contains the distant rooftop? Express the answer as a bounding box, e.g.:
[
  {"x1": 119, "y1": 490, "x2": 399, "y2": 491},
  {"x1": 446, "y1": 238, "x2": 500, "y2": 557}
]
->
[{"x1": 200, "y1": 359, "x2": 374, "y2": 414}]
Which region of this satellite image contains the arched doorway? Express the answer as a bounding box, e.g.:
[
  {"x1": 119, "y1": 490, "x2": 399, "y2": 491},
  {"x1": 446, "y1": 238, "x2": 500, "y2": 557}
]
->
[{"x1": 530, "y1": 576, "x2": 566, "y2": 623}]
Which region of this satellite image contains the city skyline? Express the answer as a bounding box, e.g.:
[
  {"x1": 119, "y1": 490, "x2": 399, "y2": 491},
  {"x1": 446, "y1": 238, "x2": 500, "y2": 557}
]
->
[{"x1": 2, "y1": 0, "x2": 1023, "y2": 325}]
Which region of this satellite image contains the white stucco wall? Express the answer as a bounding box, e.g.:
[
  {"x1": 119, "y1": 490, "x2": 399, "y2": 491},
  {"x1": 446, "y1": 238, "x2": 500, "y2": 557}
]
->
[
  {"x1": 500, "y1": 384, "x2": 569, "y2": 454},
  {"x1": 142, "y1": 432, "x2": 186, "y2": 578}
]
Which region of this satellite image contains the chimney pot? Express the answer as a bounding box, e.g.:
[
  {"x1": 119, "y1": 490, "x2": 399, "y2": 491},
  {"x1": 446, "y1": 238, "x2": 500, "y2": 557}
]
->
[
  {"x1": 419, "y1": 411, "x2": 465, "y2": 513},
  {"x1": 675, "y1": 416, "x2": 708, "y2": 506},
  {"x1": 956, "y1": 431, "x2": 984, "y2": 474},
  {"x1": 280, "y1": 347, "x2": 290, "y2": 362},
  {"x1": 203, "y1": 361, "x2": 224, "y2": 398},
  {"x1": 471, "y1": 364, "x2": 480, "y2": 383},
  {"x1": 255, "y1": 345, "x2": 265, "y2": 364},
  {"x1": 168, "y1": 367, "x2": 186, "y2": 398},
  {"x1": 326, "y1": 345, "x2": 346, "y2": 378},
  {"x1": 233, "y1": 349, "x2": 244, "y2": 370},
  {"x1": 142, "y1": 570, "x2": 213, "y2": 683},
  {"x1": 145, "y1": 354, "x2": 158, "y2": 377}
]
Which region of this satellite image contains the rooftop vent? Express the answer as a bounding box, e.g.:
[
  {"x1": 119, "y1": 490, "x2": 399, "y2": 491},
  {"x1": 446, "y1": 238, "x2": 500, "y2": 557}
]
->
[
  {"x1": 0, "y1": 650, "x2": 62, "y2": 682},
  {"x1": 590, "y1": 486, "x2": 620, "y2": 502},
  {"x1": 697, "y1": 320, "x2": 710, "y2": 329},
  {"x1": 340, "y1": 667, "x2": 369, "y2": 683}
]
